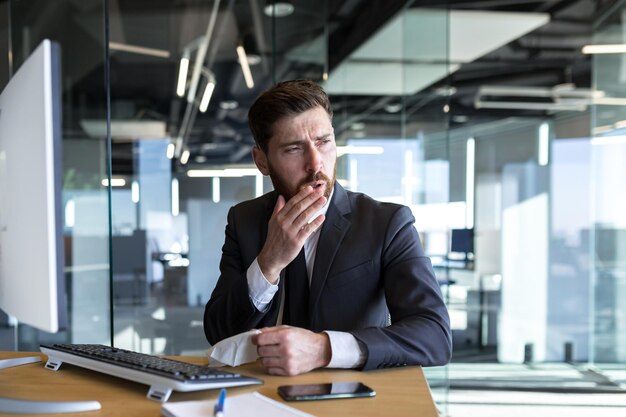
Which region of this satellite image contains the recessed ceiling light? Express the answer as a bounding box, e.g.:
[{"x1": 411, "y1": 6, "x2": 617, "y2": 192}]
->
[{"x1": 263, "y1": 0, "x2": 294, "y2": 17}]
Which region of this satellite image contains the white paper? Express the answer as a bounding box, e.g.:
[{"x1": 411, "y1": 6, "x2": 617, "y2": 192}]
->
[
  {"x1": 161, "y1": 392, "x2": 316, "y2": 417},
  {"x1": 206, "y1": 329, "x2": 260, "y2": 367}
]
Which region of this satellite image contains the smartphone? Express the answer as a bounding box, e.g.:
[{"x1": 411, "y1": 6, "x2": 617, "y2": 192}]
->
[{"x1": 277, "y1": 382, "x2": 376, "y2": 401}]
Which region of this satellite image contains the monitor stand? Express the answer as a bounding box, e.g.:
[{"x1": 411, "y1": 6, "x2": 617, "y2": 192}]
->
[{"x1": 0, "y1": 357, "x2": 101, "y2": 414}]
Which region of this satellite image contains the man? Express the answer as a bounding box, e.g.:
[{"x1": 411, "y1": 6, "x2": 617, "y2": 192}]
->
[{"x1": 204, "y1": 80, "x2": 451, "y2": 376}]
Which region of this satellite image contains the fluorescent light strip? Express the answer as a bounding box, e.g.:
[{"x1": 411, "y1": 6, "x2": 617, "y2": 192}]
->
[
  {"x1": 591, "y1": 135, "x2": 626, "y2": 145},
  {"x1": 336, "y1": 146, "x2": 384, "y2": 157},
  {"x1": 538, "y1": 122, "x2": 549, "y2": 166},
  {"x1": 187, "y1": 168, "x2": 260, "y2": 177},
  {"x1": 131, "y1": 181, "x2": 140, "y2": 203},
  {"x1": 166, "y1": 143, "x2": 175, "y2": 159},
  {"x1": 582, "y1": 44, "x2": 626, "y2": 54},
  {"x1": 101, "y1": 178, "x2": 126, "y2": 187},
  {"x1": 466, "y1": 138, "x2": 475, "y2": 229},
  {"x1": 236, "y1": 46, "x2": 255, "y2": 89},
  {"x1": 65, "y1": 200, "x2": 75, "y2": 228},
  {"x1": 212, "y1": 177, "x2": 221, "y2": 203},
  {"x1": 199, "y1": 81, "x2": 215, "y2": 112},
  {"x1": 171, "y1": 178, "x2": 179, "y2": 216},
  {"x1": 180, "y1": 149, "x2": 190, "y2": 165},
  {"x1": 176, "y1": 57, "x2": 189, "y2": 97},
  {"x1": 109, "y1": 42, "x2": 170, "y2": 58}
]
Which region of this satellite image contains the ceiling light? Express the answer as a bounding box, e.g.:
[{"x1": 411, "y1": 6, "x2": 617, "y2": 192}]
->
[
  {"x1": 109, "y1": 42, "x2": 170, "y2": 58},
  {"x1": 263, "y1": 0, "x2": 294, "y2": 17},
  {"x1": 101, "y1": 178, "x2": 126, "y2": 187},
  {"x1": 131, "y1": 181, "x2": 140, "y2": 203},
  {"x1": 582, "y1": 44, "x2": 626, "y2": 54},
  {"x1": 434, "y1": 86, "x2": 457, "y2": 96},
  {"x1": 219, "y1": 100, "x2": 239, "y2": 110},
  {"x1": 199, "y1": 76, "x2": 216, "y2": 113},
  {"x1": 166, "y1": 143, "x2": 175, "y2": 159},
  {"x1": 171, "y1": 178, "x2": 179, "y2": 216},
  {"x1": 180, "y1": 149, "x2": 190, "y2": 165},
  {"x1": 350, "y1": 122, "x2": 365, "y2": 131},
  {"x1": 384, "y1": 103, "x2": 402, "y2": 113},
  {"x1": 236, "y1": 45, "x2": 255, "y2": 89},
  {"x1": 176, "y1": 55, "x2": 189, "y2": 97},
  {"x1": 538, "y1": 122, "x2": 549, "y2": 166}
]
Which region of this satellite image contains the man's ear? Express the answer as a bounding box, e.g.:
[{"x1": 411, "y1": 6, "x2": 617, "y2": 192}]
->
[{"x1": 252, "y1": 146, "x2": 270, "y2": 176}]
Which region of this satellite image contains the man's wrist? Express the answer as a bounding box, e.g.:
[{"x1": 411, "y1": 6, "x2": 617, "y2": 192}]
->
[
  {"x1": 257, "y1": 254, "x2": 280, "y2": 284},
  {"x1": 316, "y1": 332, "x2": 332, "y2": 368}
]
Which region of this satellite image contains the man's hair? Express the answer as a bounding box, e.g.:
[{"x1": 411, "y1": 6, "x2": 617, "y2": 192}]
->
[{"x1": 248, "y1": 79, "x2": 333, "y2": 153}]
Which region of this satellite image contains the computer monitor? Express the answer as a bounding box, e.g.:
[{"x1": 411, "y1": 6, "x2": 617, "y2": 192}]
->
[
  {"x1": 451, "y1": 228, "x2": 474, "y2": 255},
  {"x1": 0, "y1": 39, "x2": 66, "y2": 333}
]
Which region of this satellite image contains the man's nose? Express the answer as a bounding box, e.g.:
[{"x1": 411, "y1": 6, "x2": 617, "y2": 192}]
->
[{"x1": 305, "y1": 146, "x2": 323, "y2": 173}]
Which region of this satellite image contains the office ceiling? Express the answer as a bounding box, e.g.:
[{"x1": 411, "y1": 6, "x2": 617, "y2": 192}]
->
[{"x1": 7, "y1": 0, "x2": 616, "y2": 173}]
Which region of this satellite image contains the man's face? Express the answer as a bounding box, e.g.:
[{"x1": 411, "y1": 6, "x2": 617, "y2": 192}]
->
[{"x1": 253, "y1": 106, "x2": 336, "y2": 201}]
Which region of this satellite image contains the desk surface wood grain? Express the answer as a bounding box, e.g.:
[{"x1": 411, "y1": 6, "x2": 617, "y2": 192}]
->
[{"x1": 0, "y1": 351, "x2": 439, "y2": 417}]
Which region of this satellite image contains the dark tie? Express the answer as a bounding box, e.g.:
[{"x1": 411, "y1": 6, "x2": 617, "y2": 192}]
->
[{"x1": 283, "y1": 248, "x2": 309, "y2": 328}]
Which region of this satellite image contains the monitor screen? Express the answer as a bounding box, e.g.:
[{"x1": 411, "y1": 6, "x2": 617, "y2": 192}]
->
[
  {"x1": 451, "y1": 228, "x2": 474, "y2": 254},
  {"x1": 0, "y1": 39, "x2": 66, "y2": 333}
]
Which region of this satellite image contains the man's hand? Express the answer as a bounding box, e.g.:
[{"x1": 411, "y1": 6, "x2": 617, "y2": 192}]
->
[
  {"x1": 257, "y1": 184, "x2": 326, "y2": 283},
  {"x1": 252, "y1": 326, "x2": 331, "y2": 376}
]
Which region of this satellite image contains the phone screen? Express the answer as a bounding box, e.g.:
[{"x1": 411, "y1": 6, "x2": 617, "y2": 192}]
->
[{"x1": 277, "y1": 382, "x2": 376, "y2": 401}]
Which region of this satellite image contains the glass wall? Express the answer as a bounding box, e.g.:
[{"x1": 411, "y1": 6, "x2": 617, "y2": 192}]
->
[
  {"x1": 1, "y1": 0, "x2": 111, "y2": 350},
  {"x1": 322, "y1": 1, "x2": 452, "y2": 407},
  {"x1": 7, "y1": 0, "x2": 626, "y2": 413},
  {"x1": 591, "y1": 4, "x2": 626, "y2": 365}
]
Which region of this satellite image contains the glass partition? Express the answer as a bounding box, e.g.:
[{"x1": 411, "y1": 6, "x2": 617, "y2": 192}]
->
[
  {"x1": 1, "y1": 0, "x2": 111, "y2": 349},
  {"x1": 323, "y1": 1, "x2": 452, "y2": 408},
  {"x1": 590, "y1": 3, "x2": 626, "y2": 365}
]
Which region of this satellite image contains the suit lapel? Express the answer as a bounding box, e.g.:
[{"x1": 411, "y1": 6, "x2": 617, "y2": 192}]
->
[{"x1": 308, "y1": 184, "x2": 351, "y2": 328}]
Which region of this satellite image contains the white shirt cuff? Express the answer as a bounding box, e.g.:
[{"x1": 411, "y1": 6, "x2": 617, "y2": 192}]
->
[
  {"x1": 246, "y1": 258, "x2": 279, "y2": 312},
  {"x1": 324, "y1": 331, "x2": 366, "y2": 369}
]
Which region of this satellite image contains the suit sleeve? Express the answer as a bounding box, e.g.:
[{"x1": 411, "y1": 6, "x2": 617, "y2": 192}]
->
[
  {"x1": 203, "y1": 206, "x2": 277, "y2": 345},
  {"x1": 350, "y1": 206, "x2": 452, "y2": 370}
]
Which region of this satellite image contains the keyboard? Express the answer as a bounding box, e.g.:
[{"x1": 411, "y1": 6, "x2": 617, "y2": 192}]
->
[{"x1": 40, "y1": 344, "x2": 262, "y2": 402}]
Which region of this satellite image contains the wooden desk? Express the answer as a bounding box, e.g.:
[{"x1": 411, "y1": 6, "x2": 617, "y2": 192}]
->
[{"x1": 0, "y1": 351, "x2": 439, "y2": 417}]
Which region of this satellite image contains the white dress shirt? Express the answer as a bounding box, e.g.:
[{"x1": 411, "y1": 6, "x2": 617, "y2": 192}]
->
[{"x1": 246, "y1": 189, "x2": 366, "y2": 368}]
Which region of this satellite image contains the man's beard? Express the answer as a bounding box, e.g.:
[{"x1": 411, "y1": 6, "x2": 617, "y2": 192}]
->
[{"x1": 267, "y1": 163, "x2": 336, "y2": 201}]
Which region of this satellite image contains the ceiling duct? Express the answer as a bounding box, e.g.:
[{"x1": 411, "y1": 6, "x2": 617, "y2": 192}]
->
[{"x1": 474, "y1": 84, "x2": 626, "y2": 112}]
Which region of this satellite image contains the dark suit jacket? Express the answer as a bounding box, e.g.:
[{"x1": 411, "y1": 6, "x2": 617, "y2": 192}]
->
[{"x1": 204, "y1": 183, "x2": 452, "y2": 370}]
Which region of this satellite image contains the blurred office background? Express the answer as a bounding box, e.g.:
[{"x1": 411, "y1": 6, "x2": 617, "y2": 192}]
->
[{"x1": 2, "y1": 0, "x2": 626, "y2": 414}]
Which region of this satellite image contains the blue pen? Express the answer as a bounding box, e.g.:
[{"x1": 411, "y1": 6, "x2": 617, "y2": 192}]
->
[{"x1": 214, "y1": 388, "x2": 226, "y2": 417}]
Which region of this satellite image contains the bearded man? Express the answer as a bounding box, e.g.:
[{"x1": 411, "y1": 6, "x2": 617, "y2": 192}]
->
[{"x1": 204, "y1": 80, "x2": 451, "y2": 376}]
